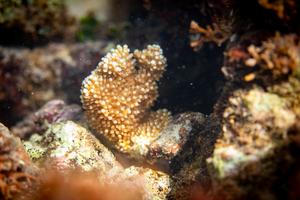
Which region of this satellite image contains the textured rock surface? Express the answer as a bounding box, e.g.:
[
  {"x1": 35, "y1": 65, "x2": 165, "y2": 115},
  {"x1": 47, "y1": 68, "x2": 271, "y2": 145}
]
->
[
  {"x1": 0, "y1": 41, "x2": 108, "y2": 126},
  {"x1": 205, "y1": 78, "x2": 300, "y2": 200},
  {"x1": 12, "y1": 99, "x2": 83, "y2": 140},
  {"x1": 24, "y1": 121, "x2": 123, "y2": 177},
  {"x1": 123, "y1": 166, "x2": 170, "y2": 200},
  {"x1": 23, "y1": 120, "x2": 171, "y2": 200},
  {"x1": 146, "y1": 112, "x2": 206, "y2": 169}
]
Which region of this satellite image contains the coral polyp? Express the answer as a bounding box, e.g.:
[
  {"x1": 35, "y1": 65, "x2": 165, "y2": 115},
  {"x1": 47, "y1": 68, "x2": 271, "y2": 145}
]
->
[{"x1": 81, "y1": 44, "x2": 171, "y2": 152}]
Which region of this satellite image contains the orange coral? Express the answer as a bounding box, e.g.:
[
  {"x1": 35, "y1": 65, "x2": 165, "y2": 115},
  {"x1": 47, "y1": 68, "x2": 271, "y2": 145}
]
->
[
  {"x1": 189, "y1": 20, "x2": 229, "y2": 50},
  {"x1": 258, "y1": 0, "x2": 297, "y2": 20},
  {"x1": 81, "y1": 44, "x2": 171, "y2": 152},
  {"x1": 245, "y1": 33, "x2": 300, "y2": 79},
  {"x1": 0, "y1": 123, "x2": 36, "y2": 199}
]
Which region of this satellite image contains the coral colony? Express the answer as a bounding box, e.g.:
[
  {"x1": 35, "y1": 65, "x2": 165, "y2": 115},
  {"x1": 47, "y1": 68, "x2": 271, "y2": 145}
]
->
[{"x1": 81, "y1": 44, "x2": 171, "y2": 152}]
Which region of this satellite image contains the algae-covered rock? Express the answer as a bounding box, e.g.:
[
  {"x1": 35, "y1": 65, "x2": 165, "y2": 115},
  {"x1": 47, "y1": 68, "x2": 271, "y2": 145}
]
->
[
  {"x1": 12, "y1": 99, "x2": 83, "y2": 140},
  {"x1": 123, "y1": 166, "x2": 171, "y2": 200},
  {"x1": 24, "y1": 121, "x2": 123, "y2": 177},
  {"x1": 206, "y1": 78, "x2": 300, "y2": 199},
  {"x1": 146, "y1": 112, "x2": 206, "y2": 169},
  {"x1": 24, "y1": 120, "x2": 171, "y2": 200}
]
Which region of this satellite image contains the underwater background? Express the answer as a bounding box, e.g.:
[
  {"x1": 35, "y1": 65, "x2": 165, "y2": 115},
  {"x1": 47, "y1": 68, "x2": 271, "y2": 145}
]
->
[{"x1": 0, "y1": 0, "x2": 300, "y2": 199}]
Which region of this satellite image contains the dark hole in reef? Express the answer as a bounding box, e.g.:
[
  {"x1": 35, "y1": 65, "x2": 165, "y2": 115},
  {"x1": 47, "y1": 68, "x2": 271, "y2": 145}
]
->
[
  {"x1": 123, "y1": 0, "x2": 225, "y2": 116},
  {"x1": 153, "y1": 42, "x2": 225, "y2": 115}
]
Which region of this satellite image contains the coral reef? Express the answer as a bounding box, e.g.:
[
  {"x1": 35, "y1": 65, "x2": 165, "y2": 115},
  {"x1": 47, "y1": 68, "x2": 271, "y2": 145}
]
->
[
  {"x1": 24, "y1": 121, "x2": 123, "y2": 176},
  {"x1": 0, "y1": 0, "x2": 75, "y2": 45},
  {"x1": 205, "y1": 78, "x2": 300, "y2": 199},
  {"x1": 23, "y1": 120, "x2": 171, "y2": 200},
  {"x1": 81, "y1": 44, "x2": 171, "y2": 152},
  {"x1": 0, "y1": 41, "x2": 107, "y2": 126},
  {"x1": 0, "y1": 123, "x2": 37, "y2": 199},
  {"x1": 245, "y1": 33, "x2": 300, "y2": 79},
  {"x1": 12, "y1": 99, "x2": 83, "y2": 140}
]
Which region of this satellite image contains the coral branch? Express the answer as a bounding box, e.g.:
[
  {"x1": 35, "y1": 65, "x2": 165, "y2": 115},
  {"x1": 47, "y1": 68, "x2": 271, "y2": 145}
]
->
[
  {"x1": 245, "y1": 33, "x2": 300, "y2": 79},
  {"x1": 189, "y1": 20, "x2": 229, "y2": 50},
  {"x1": 81, "y1": 44, "x2": 171, "y2": 152}
]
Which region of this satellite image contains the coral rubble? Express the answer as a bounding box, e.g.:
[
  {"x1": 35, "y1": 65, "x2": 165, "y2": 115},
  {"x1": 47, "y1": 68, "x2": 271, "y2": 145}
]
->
[{"x1": 81, "y1": 44, "x2": 171, "y2": 152}]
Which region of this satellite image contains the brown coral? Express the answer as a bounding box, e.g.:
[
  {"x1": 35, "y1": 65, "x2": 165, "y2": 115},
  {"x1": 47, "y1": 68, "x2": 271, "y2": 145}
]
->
[
  {"x1": 245, "y1": 33, "x2": 300, "y2": 79},
  {"x1": 258, "y1": 0, "x2": 297, "y2": 20},
  {"x1": 81, "y1": 44, "x2": 171, "y2": 152},
  {"x1": 189, "y1": 20, "x2": 229, "y2": 50},
  {"x1": 0, "y1": 123, "x2": 36, "y2": 199}
]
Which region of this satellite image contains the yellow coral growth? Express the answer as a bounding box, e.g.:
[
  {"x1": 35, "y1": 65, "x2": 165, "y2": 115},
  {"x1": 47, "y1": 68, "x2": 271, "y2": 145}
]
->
[{"x1": 81, "y1": 44, "x2": 171, "y2": 152}]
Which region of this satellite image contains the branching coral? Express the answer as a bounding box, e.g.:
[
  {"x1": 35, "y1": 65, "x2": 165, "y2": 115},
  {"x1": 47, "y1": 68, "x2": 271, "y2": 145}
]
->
[
  {"x1": 189, "y1": 20, "x2": 229, "y2": 50},
  {"x1": 258, "y1": 0, "x2": 297, "y2": 20},
  {"x1": 245, "y1": 33, "x2": 300, "y2": 79},
  {"x1": 81, "y1": 44, "x2": 171, "y2": 152}
]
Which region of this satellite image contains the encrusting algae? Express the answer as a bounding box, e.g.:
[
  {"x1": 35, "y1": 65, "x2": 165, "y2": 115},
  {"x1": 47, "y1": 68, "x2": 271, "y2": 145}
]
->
[{"x1": 81, "y1": 44, "x2": 171, "y2": 152}]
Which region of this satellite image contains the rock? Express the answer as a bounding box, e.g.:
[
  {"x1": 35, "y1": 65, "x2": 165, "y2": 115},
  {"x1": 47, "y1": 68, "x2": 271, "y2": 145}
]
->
[
  {"x1": 24, "y1": 121, "x2": 123, "y2": 178},
  {"x1": 23, "y1": 120, "x2": 171, "y2": 200},
  {"x1": 146, "y1": 112, "x2": 206, "y2": 170},
  {"x1": 206, "y1": 81, "x2": 300, "y2": 200},
  {"x1": 123, "y1": 166, "x2": 171, "y2": 200},
  {"x1": 12, "y1": 99, "x2": 83, "y2": 139},
  {"x1": 0, "y1": 41, "x2": 108, "y2": 126}
]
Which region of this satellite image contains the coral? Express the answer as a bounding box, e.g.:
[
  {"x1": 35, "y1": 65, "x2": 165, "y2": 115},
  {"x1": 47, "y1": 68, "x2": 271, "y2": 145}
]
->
[
  {"x1": 189, "y1": 20, "x2": 229, "y2": 50},
  {"x1": 0, "y1": 0, "x2": 75, "y2": 45},
  {"x1": 0, "y1": 123, "x2": 36, "y2": 199},
  {"x1": 258, "y1": 0, "x2": 297, "y2": 20},
  {"x1": 245, "y1": 33, "x2": 300, "y2": 79},
  {"x1": 81, "y1": 44, "x2": 171, "y2": 152}
]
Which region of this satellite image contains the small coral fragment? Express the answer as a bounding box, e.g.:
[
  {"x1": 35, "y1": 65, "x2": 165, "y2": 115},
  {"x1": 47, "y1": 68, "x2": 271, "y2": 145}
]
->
[
  {"x1": 81, "y1": 44, "x2": 171, "y2": 152},
  {"x1": 189, "y1": 20, "x2": 229, "y2": 50}
]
